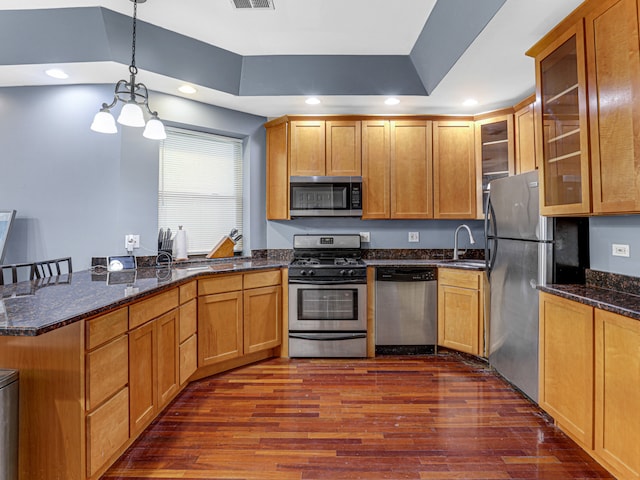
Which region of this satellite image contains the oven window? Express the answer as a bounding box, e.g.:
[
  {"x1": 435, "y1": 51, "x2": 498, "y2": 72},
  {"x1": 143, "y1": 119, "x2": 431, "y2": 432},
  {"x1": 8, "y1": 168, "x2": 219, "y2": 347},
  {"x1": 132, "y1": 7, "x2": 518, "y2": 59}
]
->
[{"x1": 297, "y1": 289, "x2": 359, "y2": 320}]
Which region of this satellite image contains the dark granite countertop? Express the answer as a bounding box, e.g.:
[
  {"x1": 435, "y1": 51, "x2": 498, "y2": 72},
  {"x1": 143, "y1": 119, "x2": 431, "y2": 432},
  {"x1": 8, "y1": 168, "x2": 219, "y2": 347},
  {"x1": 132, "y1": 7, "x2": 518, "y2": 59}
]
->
[
  {"x1": 538, "y1": 270, "x2": 640, "y2": 321},
  {"x1": 538, "y1": 284, "x2": 640, "y2": 321},
  {"x1": 0, "y1": 258, "x2": 287, "y2": 337}
]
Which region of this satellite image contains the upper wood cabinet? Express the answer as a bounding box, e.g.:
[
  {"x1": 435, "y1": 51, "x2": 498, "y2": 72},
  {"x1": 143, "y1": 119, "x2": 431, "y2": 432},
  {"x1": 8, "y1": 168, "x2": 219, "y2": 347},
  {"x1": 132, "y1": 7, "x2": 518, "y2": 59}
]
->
[
  {"x1": 433, "y1": 121, "x2": 477, "y2": 219},
  {"x1": 289, "y1": 119, "x2": 362, "y2": 177},
  {"x1": 528, "y1": 0, "x2": 640, "y2": 215},
  {"x1": 265, "y1": 120, "x2": 289, "y2": 220},
  {"x1": 326, "y1": 120, "x2": 362, "y2": 176},
  {"x1": 534, "y1": 24, "x2": 591, "y2": 216},
  {"x1": 289, "y1": 120, "x2": 326, "y2": 176},
  {"x1": 361, "y1": 120, "x2": 391, "y2": 219},
  {"x1": 474, "y1": 114, "x2": 514, "y2": 218},
  {"x1": 514, "y1": 97, "x2": 538, "y2": 175},
  {"x1": 586, "y1": 0, "x2": 640, "y2": 214},
  {"x1": 390, "y1": 120, "x2": 433, "y2": 218}
]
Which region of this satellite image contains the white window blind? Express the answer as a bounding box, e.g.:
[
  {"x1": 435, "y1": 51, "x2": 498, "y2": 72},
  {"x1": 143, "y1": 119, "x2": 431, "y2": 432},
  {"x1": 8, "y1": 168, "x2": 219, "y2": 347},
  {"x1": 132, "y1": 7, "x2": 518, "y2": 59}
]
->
[{"x1": 159, "y1": 127, "x2": 243, "y2": 255}]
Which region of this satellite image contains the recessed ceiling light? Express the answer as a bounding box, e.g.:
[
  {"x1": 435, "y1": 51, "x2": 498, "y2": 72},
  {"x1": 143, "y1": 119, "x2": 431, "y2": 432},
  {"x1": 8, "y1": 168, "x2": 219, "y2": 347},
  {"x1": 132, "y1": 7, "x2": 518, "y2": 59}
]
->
[
  {"x1": 462, "y1": 98, "x2": 478, "y2": 107},
  {"x1": 305, "y1": 97, "x2": 321, "y2": 105},
  {"x1": 178, "y1": 85, "x2": 197, "y2": 94},
  {"x1": 385, "y1": 98, "x2": 400, "y2": 106},
  {"x1": 45, "y1": 68, "x2": 69, "y2": 79}
]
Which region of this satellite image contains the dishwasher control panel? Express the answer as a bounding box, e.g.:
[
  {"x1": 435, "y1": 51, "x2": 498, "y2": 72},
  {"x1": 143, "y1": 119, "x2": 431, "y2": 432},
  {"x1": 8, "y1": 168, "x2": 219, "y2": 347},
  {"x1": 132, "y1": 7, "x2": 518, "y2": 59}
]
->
[{"x1": 376, "y1": 267, "x2": 437, "y2": 282}]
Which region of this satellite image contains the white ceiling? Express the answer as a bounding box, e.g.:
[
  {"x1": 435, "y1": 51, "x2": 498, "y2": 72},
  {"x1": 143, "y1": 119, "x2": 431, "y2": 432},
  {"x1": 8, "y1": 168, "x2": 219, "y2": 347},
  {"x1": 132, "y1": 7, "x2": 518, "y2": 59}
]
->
[{"x1": 1, "y1": 0, "x2": 584, "y2": 118}]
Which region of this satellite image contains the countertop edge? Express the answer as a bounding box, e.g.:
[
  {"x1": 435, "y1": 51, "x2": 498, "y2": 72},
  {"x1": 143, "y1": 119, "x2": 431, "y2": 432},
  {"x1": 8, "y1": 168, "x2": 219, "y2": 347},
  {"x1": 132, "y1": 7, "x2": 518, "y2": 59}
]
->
[{"x1": 538, "y1": 284, "x2": 640, "y2": 321}]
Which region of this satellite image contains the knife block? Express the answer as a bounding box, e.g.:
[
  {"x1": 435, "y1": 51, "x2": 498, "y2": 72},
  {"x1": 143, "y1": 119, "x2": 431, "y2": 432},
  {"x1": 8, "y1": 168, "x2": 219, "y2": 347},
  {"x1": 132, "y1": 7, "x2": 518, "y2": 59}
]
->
[{"x1": 207, "y1": 236, "x2": 235, "y2": 259}]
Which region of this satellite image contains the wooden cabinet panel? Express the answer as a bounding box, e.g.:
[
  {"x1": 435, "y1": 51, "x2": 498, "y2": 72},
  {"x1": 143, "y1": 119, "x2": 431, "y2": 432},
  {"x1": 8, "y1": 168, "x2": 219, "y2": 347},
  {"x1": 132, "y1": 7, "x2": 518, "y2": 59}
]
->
[
  {"x1": 437, "y1": 282, "x2": 480, "y2": 355},
  {"x1": 290, "y1": 120, "x2": 326, "y2": 176},
  {"x1": 433, "y1": 121, "x2": 476, "y2": 219},
  {"x1": 198, "y1": 274, "x2": 243, "y2": 296},
  {"x1": 390, "y1": 120, "x2": 433, "y2": 218},
  {"x1": 361, "y1": 120, "x2": 391, "y2": 219},
  {"x1": 86, "y1": 335, "x2": 128, "y2": 411},
  {"x1": 157, "y1": 309, "x2": 179, "y2": 408},
  {"x1": 129, "y1": 289, "x2": 179, "y2": 330},
  {"x1": 534, "y1": 24, "x2": 591, "y2": 215},
  {"x1": 244, "y1": 269, "x2": 281, "y2": 290},
  {"x1": 595, "y1": 309, "x2": 640, "y2": 479},
  {"x1": 244, "y1": 285, "x2": 281, "y2": 354},
  {"x1": 539, "y1": 292, "x2": 594, "y2": 448},
  {"x1": 179, "y1": 298, "x2": 197, "y2": 343},
  {"x1": 85, "y1": 307, "x2": 127, "y2": 350},
  {"x1": 266, "y1": 121, "x2": 289, "y2": 220},
  {"x1": 438, "y1": 268, "x2": 481, "y2": 290},
  {"x1": 179, "y1": 334, "x2": 198, "y2": 385},
  {"x1": 515, "y1": 101, "x2": 537, "y2": 174},
  {"x1": 326, "y1": 120, "x2": 361, "y2": 176},
  {"x1": 179, "y1": 281, "x2": 197, "y2": 304},
  {"x1": 475, "y1": 115, "x2": 514, "y2": 218},
  {"x1": 437, "y1": 269, "x2": 484, "y2": 356},
  {"x1": 198, "y1": 291, "x2": 244, "y2": 366},
  {"x1": 129, "y1": 320, "x2": 157, "y2": 435},
  {"x1": 86, "y1": 386, "x2": 129, "y2": 478},
  {"x1": 586, "y1": 0, "x2": 640, "y2": 214}
]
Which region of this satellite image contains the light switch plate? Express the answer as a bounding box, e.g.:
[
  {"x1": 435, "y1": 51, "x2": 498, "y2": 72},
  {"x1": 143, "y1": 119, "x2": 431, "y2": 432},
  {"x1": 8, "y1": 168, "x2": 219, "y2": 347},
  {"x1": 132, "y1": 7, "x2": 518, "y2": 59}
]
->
[
  {"x1": 408, "y1": 232, "x2": 419, "y2": 243},
  {"x1": 359, "y1": 232, "x2": 370, "y2": 243}
]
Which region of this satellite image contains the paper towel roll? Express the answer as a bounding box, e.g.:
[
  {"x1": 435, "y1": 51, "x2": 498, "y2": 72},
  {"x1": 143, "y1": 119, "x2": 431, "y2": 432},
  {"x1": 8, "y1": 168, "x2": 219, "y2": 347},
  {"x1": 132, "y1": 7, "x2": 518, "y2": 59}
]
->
[{"x1": 174, "y1": 226, "x2": 188, "y2": 260}]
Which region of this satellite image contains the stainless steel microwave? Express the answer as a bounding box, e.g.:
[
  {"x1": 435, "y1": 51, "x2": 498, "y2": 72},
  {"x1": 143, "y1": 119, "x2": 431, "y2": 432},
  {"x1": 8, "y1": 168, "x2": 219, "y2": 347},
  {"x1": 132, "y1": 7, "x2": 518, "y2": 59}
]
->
[{"x1": 289, "y1": 176, "x2": 363, "y2": 217}]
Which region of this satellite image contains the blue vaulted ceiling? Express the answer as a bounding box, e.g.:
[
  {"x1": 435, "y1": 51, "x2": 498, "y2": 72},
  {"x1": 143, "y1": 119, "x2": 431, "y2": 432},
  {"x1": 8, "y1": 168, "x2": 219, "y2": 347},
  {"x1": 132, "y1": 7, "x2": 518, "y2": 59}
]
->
[{"x1": 0, "y1": 0, "x2": 505, "y2": 99}]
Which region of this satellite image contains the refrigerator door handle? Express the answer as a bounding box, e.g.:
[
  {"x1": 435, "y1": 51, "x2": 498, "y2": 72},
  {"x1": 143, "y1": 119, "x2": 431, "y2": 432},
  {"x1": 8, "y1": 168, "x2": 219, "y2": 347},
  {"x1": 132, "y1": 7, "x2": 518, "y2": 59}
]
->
[{"x1": 484, "y1": 198, "x2": 498, "y2": 277}]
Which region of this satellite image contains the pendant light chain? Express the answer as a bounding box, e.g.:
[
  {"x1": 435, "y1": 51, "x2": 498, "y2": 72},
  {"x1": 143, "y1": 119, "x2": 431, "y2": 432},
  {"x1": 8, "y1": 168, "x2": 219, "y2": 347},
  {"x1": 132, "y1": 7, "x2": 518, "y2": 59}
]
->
[{"x1": 130, "y1": 0, "x2": 138, "y2": 75}]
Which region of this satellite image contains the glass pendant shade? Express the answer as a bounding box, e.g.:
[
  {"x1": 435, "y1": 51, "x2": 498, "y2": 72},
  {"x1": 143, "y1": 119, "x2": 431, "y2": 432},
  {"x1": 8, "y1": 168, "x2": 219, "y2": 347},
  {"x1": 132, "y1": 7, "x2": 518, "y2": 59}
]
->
[
  {"x1": 143, "y1": 117, "x2": 167, "y2": 140},
  {"x1": 117, "y1": 102, "x2": 145, "y2": 127},
  {"x1": 90, "y1": 110, "x2": 118, "y2": 134}
]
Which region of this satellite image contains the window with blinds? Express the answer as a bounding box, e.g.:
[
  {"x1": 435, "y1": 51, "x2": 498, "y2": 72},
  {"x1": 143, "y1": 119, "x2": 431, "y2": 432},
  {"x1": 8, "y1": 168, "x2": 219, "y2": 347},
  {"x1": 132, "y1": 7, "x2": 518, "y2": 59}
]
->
[{"x1": 159, "y1": 127, "x2": 243, "y2": 255}]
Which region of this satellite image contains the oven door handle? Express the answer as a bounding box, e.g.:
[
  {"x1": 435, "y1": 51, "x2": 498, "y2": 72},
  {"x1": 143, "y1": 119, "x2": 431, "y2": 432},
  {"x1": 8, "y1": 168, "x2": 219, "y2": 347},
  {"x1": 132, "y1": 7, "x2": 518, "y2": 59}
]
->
[
  {"x1": 288, "y1": 279, "x2": 366, "y2": 285},
  {"x1": 289, "y1": 332, "x2": 367, "y2": 341}
]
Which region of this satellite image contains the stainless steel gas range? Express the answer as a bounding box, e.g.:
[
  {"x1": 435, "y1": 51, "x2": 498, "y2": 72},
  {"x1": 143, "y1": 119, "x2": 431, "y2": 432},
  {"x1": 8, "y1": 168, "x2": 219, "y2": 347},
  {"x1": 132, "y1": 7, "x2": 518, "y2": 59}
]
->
[{"x1": 288, "y1": 234, "x2": 367, "y2": 358}]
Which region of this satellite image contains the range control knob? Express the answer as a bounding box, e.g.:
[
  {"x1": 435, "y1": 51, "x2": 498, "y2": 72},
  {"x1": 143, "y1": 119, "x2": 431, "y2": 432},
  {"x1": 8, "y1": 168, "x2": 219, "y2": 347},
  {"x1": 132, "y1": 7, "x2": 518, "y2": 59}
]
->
[
  {"x1": 347, "y1": 269, "x2": 355, "y2": 276},
  {"x1": 339, "y1": 270, "x2": 347, "y2": 276},
  {"x1": 308, "y1": 270, "x2": 315, "y2": 276},
  {"x1": 300, "y1": 270, "x2": 308, "y2": 276}
]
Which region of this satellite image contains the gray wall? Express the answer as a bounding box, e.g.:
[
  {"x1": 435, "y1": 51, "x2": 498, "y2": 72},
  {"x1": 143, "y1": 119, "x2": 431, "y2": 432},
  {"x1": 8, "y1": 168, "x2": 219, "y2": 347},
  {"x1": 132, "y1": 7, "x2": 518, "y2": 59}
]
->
[
  {"x1": 0, "y1": 84, "x2": 267, "y2": 270},
  {"x1": 267, "y1": 218, "x2": 485, "y2": 251},
  {"x1": 589, "y1": 215, "x2": 640, "y2": 276}
]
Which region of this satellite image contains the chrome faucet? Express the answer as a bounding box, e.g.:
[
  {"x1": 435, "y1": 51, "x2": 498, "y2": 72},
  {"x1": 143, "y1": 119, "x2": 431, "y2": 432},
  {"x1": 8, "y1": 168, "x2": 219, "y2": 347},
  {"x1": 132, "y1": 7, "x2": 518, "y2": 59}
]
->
[{"x1": 453, "y1": 224, "x2": 476, "y2": 260}]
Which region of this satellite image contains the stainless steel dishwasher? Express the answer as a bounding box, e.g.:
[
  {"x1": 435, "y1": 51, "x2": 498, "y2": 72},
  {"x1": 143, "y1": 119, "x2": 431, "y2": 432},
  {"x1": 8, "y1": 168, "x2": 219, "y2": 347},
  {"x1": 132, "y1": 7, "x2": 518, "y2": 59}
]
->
[{"x1": 375, "y1": 267, "x2": 438, "y2": 355}]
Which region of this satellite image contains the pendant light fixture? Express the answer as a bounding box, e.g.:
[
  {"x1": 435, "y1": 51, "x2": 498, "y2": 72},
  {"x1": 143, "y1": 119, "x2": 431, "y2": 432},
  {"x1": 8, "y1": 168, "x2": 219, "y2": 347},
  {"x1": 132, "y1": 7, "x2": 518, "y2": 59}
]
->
[{"x1": 91, "y1": 0, "x2": 166, "y2": 140}]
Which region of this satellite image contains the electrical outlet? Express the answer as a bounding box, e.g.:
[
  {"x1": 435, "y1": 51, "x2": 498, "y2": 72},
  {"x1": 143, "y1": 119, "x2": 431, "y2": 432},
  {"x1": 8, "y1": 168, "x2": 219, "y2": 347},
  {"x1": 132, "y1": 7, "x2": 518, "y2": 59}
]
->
[
  {"x1": 359, "y1": 232, "x2": 371, "y2": 243},
  {"x1": 612, "y1": 243, "x2": 630, "y2": 257},
  {"x1": 125, "y1": 234, "x2": 140, "y2": 251},
  {"x1": 408, "y1": 232, "x2": 419, "y2": 243}
]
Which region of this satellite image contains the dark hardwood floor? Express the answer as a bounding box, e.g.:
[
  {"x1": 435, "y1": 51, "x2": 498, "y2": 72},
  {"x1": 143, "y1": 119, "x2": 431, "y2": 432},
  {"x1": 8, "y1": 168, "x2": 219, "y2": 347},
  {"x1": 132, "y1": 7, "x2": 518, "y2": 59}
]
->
[{"x1": 103, "y1": 353, "x2": 614, "y2": 479}]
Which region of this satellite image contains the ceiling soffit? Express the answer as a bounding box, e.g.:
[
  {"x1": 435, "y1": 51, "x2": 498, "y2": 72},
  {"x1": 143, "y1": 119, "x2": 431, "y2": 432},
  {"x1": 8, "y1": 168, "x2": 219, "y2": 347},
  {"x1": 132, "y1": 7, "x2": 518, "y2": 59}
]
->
[{"x1": 0, "y1": 1, "x2": 505, "y2": 98}]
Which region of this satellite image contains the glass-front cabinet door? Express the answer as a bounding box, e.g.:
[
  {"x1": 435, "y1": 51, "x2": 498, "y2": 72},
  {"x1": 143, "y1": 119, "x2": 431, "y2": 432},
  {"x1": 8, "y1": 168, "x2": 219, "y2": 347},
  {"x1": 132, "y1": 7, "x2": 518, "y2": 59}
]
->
[{"x1": 536, "y1": 25, "x2": 590, "y2": 215}]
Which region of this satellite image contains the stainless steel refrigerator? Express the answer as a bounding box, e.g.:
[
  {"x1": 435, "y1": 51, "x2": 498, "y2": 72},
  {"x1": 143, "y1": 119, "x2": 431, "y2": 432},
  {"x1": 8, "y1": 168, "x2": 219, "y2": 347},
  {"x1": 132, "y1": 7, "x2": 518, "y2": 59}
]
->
[{"x1": 485, "y1": 170, "x2": 588, "y2": 402}]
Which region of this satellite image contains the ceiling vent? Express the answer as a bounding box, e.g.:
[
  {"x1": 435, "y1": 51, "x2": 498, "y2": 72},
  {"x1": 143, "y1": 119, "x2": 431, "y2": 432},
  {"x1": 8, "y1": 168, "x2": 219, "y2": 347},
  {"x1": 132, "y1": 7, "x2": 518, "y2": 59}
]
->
[{"x1": 230, "y1": 0, "x2": 275, "y2": 9}]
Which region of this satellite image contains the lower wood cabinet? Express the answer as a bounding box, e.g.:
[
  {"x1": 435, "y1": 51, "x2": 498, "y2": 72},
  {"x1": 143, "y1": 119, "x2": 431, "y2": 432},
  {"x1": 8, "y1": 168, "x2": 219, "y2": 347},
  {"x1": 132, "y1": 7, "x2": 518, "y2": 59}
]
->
[
  {"x1": 129, "y1": 306, "x2": 180, "y2": 436},
  {"x1": 594, "y1": 309, "x2": 640, "y2": 479},
  {"x1": 86, "y1": 386, "x2": 129, "y2": 478},
  {"x1": 437, "y1": 268, "x2": 486, "y2": 356},
  {"x1": 538, "y1": 292, "x2": 594, "y2": 449},
  {"x1": 198, "y1": 270, "x2": 282, "y2": 367},
  {"x1": 539, "y1": 292, "x2": 640, "y2": 479}
]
